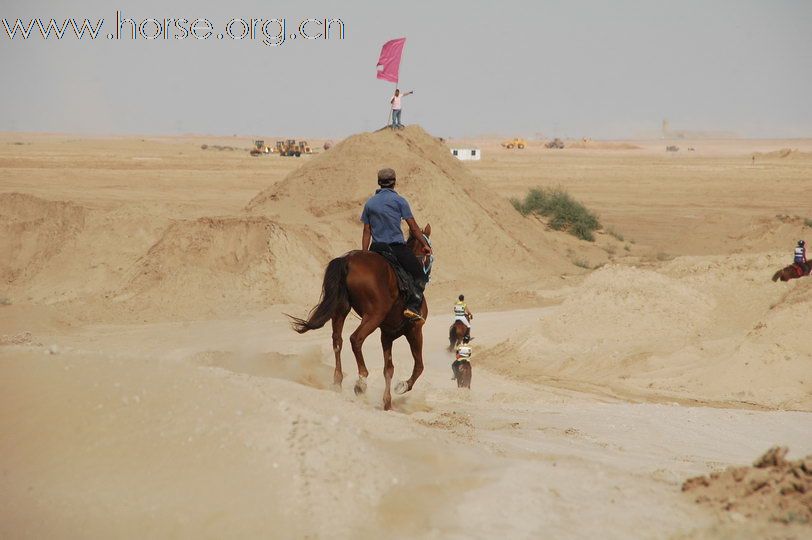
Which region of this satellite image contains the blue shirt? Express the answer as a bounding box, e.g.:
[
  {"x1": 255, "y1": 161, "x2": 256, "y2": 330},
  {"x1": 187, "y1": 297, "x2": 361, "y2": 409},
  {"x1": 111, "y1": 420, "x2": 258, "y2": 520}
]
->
[{"x1": 360, "y1": 188, "x2": 414, "y2": 244}]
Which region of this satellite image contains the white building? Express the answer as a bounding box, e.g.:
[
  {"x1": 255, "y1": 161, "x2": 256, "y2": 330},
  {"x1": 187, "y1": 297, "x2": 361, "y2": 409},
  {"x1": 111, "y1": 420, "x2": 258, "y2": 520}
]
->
[{"x1": 450, "y1": 148, "x2": 481, "y2": 161}]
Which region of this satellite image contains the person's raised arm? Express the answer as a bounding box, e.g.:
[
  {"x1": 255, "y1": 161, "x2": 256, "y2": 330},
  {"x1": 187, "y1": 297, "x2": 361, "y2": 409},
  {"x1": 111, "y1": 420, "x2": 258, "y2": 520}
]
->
[{"x1": 362, "y1": 223, "x2": 372, "y2": 251}]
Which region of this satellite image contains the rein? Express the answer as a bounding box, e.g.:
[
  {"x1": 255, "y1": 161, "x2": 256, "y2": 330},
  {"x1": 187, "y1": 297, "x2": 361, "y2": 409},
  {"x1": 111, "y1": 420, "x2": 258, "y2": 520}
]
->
[{"x1": 420, "y1": 234, "x2": 434, "y2": 280}]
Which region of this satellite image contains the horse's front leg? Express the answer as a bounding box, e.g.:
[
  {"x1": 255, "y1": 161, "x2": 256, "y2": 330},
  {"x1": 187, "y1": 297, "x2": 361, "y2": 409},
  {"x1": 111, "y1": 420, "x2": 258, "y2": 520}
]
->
[{"x1": 395, "y1": 322, "x2": 425, "y2": 395}]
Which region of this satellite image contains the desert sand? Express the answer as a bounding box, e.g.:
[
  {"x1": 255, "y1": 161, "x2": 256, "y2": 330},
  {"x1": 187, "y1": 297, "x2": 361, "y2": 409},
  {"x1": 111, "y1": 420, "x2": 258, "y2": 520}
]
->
[{"x1": 2, "y1": 128, "x2": 812, "y2": 539}]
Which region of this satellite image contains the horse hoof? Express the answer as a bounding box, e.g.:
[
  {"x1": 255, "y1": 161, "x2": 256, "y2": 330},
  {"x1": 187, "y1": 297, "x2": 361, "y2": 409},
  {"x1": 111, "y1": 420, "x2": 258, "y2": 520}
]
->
[
  {"x1": 354, "y1": 377, "x2": 367, "y2": 396},
  {"x1": 394, "y1": 380, "x2": 409, "y2": 395}
]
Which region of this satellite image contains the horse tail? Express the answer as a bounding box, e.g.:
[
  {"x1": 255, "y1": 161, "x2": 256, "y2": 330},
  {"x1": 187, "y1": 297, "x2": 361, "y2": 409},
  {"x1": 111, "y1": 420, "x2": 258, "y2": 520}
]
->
[
  {"x1": 289, "y1": 256, "x2": 349, "y2": 333},
  {"x1": 448, "y1": 324, "x2": 457, "y2": 351},
  {"x1": 772, "y1": 269, "x2": 782, "y2": 282}
]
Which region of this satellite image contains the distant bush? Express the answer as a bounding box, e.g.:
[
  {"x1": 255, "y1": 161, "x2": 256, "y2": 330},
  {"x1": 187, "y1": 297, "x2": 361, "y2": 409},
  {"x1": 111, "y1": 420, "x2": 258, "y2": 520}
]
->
[
  {"x1": 805, "y1": 218, "x2": 812, "y2": 228},
  {"x1": 512, "y1": 187, "x2": 601, "y2": 241},
  {"x1": 606, "y1": 226, "x2": 624, "y2": 242},
  {"x1": 572, "y1": 258, "x2": 591, "y2": 269}
]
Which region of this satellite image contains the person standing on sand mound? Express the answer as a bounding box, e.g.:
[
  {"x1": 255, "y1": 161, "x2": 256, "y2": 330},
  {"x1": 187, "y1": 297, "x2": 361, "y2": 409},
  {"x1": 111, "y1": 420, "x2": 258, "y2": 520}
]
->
[{"x1": 390, "y1": 89, "x2": 413, "y2": 129}]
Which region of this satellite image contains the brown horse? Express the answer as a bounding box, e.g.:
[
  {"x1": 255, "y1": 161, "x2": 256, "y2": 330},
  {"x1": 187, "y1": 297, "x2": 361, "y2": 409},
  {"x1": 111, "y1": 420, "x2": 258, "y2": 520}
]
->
[
  {"x1": 448, "y1": 320, "x2": 467, "y2": 351},
  {"x1": 772, "y1": 263, "x2": 810, "y2": 282},
  {"x1": 454, "y1": 360, "x2": 472, "y2": 389},
  {"x1": 289, "y1": 225, "x2": 431, "y2": 410}
]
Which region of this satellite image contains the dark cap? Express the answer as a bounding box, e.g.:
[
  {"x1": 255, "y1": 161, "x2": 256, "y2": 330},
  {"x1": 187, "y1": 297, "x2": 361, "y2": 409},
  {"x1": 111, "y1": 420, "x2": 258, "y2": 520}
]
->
[{"x1": 377, "y1": 168, "x2": 396, "y2": 186}]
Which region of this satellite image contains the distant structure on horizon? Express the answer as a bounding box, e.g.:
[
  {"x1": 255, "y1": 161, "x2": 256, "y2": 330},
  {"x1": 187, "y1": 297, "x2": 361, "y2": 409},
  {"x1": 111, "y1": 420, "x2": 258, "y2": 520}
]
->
[{"x1": 450, "y1": 148, "x2": 481, "y2": 161}]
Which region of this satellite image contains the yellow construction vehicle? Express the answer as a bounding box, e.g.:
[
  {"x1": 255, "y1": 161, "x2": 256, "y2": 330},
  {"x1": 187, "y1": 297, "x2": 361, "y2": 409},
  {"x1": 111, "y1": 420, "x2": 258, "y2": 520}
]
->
[
  {"x1": 250, "y1": 140, "x2": 270, "y2": 156},
  {"x1": 274, "y1": 139, "x2": 301, "y2": 157},
  {"x1": 269, "y1": 139, "x2": 312, "y2": 157},
  {"x1": 501, "y1": 137, "x2": 527, "y2": 149}
]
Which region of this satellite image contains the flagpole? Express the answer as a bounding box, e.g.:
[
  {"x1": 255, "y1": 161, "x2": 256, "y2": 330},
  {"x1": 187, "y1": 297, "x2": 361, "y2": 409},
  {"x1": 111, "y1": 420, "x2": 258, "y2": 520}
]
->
[{"x1": 386, "y1": 86, "x2": 393, "y2": 130}]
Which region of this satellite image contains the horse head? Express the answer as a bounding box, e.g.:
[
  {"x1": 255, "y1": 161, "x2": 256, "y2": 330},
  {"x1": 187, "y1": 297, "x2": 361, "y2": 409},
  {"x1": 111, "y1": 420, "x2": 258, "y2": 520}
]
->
[{"x1": 407, "y1": 223, "x2": 433, "y2": 279}]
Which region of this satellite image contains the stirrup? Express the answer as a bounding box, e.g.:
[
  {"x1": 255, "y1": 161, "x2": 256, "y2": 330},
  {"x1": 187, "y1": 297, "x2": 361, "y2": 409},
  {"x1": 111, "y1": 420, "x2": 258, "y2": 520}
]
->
[{"x1": 403, "y1": 308, "x2": 423, "y2": 321}]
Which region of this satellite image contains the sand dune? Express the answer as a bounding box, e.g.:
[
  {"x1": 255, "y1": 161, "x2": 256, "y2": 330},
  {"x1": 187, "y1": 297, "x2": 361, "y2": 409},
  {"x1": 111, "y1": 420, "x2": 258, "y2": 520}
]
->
[
  {"x1": 1, "y1": 192, "x2": 88, "y2": 284},
  {"x1": 479, "y1": 254, "x2": 812, "y2": 410},
  {"x1": 117, "y1": 216, "x2": 332, "y2": 315}
]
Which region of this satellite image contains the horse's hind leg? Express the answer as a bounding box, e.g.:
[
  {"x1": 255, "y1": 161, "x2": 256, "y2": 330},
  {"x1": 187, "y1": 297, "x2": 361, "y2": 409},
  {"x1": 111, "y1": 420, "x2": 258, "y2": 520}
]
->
[
  {"x1": 331, "y1": 308, "x2": 350, "y2": 387},
  {"x1": 396, "y1": 323, "x2": 425, "y2": 395},
  {"x1": 349, "y1": 314, "x2": 384, "y2": 395},
  {"x1": 381, "y1": 332, "x2": 395, "y2": 410}
]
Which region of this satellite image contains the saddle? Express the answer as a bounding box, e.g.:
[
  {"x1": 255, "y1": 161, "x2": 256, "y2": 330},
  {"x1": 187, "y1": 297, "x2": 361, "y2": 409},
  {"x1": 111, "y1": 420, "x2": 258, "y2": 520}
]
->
[
  {"x1": 369, "y1": 242, "x2": 415, "y2": 296},
  {"x1": 792, "y1": 262, "x2": 810, "y2": 277}
]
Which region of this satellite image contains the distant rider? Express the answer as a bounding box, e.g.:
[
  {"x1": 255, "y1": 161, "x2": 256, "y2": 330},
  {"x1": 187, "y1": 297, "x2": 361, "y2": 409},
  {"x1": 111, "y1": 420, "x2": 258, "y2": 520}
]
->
[
  {"x1": 452, "y1": 335, "x2": 472, "y2": 380},
  {"x1": 453, "y1": 294, "x2": 473, "y2": 341},
  {"x1": 795, "y1": 240, "x2": 809, "y2": 275},
  {"x1": 361, "y1": 168, "x2": 432, "y2": 321}
]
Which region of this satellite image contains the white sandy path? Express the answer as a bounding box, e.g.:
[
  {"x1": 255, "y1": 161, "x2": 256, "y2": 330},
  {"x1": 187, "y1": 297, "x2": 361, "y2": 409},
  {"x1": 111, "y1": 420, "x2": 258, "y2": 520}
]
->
[{"x1": 3, "y1": 307, "x2": 811, "y2": 539}]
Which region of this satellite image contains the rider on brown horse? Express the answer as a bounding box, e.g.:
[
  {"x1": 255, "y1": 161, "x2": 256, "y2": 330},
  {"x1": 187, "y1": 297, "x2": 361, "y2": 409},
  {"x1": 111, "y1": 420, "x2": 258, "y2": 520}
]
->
[
  {"x1": 453, "y1": 294, "x2": 473, "y2": 341},
  {"x1": 452, "y1": 335, "x2": 473, "y2": 387},
  {"x1": 794, "y1": 240, "x2": 809, "y2": 275},
  {"x1": 361, "y1": 168, "x2": 433, "y2": 320}
]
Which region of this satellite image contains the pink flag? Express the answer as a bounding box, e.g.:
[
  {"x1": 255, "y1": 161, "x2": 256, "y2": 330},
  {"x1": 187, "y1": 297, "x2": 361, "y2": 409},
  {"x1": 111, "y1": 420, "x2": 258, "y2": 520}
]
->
[{"x1": 376, "y1": 37, "x2": 406, "y2": 83}]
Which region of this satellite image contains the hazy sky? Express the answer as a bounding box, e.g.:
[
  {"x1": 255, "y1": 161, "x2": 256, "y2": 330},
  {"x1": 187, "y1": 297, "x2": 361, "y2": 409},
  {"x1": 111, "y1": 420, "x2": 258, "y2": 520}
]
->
[{"x1": 2, "y1": 0, "x2": 811, "y2": 139}]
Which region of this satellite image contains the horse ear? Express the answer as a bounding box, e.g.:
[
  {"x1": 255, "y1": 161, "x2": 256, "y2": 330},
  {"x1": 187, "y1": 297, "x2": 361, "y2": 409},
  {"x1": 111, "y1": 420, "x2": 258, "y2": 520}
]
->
[{"x1": 423, "y1": 223, "x2": 431, "y2": 236}]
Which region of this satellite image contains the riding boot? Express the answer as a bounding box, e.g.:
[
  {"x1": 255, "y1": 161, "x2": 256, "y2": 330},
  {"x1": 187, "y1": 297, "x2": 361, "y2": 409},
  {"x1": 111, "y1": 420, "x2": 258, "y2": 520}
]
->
[
  {"x1": 465, "y1": 327, "x2": 471, "y2": 341},
  {"x1": 403, "y1": 278, "x2": 426, "y2": 321}
]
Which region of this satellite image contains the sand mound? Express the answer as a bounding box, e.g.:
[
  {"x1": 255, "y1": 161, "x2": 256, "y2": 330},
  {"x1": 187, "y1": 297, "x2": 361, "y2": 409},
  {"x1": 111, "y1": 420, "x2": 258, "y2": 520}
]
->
[
  {"x1": 566, "y1": 140, "x2": 642, "y2": 150},
  {"x1": 248, "y1": 125, "x2": 579, "y2": 294},
  {"x1": 753, "y1": 148, "x2": 812, "y2": 160},
  {"x1": 0, "y1": 193, "x2": 87, "y2": 285},
  {"x1": 728, "y1": 215, "x2": 812, "y2": 254},
  {"x1": 683, "y1": 446, "x2": 812, "y2": 526},
  {"x1": 117, "y1": 216, "x2": 330, "y2": 315},
  {"x1": 478, "y1": 255, "x2": 812, "y2": 409},
  {"x1": 4, "y1": 127, "x2": 604, "y2": 320},
  {"x1": 541, "y1": 264, "x2": 714, "y2": 349},
  {"x1": 485, "y1": 265, "x2": 716, "y2": 380}
]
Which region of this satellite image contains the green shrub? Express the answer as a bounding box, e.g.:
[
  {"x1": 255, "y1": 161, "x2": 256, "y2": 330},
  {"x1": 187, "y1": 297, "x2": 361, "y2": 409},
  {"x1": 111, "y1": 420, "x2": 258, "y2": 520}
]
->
[
  {"x1": 512, "y1": 187, "x2": 601, "y2": 241},
  {"x1": 804, "y1": 218, "x2": 812, "y2": 228}
]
